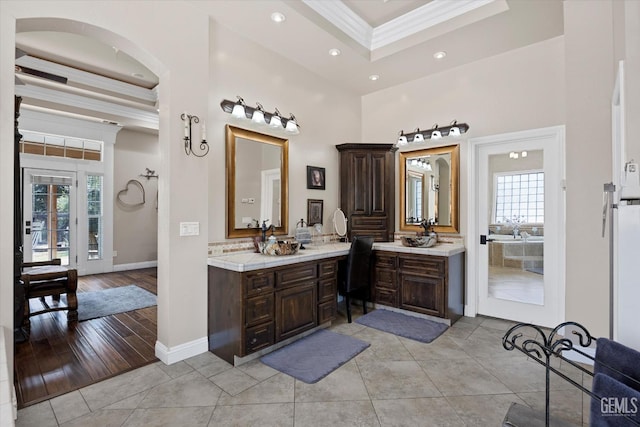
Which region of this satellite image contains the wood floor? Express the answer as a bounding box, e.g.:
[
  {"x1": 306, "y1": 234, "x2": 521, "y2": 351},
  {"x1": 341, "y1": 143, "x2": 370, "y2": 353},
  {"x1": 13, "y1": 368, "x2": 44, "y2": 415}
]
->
[{"x1": 14, "y1": 268, "x2": 158, "y2": 409}]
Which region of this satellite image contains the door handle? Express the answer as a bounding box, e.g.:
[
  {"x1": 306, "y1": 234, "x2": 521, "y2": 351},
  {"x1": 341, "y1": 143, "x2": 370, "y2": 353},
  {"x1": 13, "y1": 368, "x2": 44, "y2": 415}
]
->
[{"x1": 480, "y1": 235, "x2": 487, "y2": 245}]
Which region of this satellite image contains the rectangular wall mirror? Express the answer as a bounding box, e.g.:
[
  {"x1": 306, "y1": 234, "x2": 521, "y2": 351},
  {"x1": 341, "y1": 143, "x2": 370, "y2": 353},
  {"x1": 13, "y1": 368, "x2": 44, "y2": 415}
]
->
[
  {"x1": 399, "y1": 144, "x2": 459, "y2": 234},
  {"x1": 226, "y1": 125, "x2": 288, "y2": 238}
]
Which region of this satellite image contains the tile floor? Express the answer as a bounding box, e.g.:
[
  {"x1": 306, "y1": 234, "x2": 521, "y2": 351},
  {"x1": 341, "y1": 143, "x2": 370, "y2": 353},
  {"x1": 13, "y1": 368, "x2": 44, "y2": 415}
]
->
[
  {"x1": 15, "y1": 309, "x2": 592, "y2": 426},
  {"x1": 489, "y1": 265, "x2": 544, "y2": 306}
]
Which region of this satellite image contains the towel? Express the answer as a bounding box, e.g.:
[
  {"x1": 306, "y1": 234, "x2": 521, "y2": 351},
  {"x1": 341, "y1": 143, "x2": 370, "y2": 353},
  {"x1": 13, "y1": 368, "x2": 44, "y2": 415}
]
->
[
  {"x1": 595, "y1": 338, "x2": 640, "y2": 392},
  {"x1": 590, "y1": 373, "x2": 640, "y2": 427}
]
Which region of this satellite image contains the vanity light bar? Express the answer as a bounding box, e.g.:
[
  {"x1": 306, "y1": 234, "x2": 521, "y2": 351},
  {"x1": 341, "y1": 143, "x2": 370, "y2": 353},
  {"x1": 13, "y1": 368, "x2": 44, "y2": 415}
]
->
[
  {"x1": 220, "y1": 97, "x2": 300, "y2": 134},
  {"x1": 397, "y1": 121, "x2": 469, "y2": 146}
]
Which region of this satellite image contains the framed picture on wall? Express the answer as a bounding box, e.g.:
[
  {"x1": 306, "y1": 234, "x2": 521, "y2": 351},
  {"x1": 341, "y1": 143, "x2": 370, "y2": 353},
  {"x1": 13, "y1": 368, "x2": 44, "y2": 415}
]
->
[
  {"x1": 307, "y1": 199, "x2": 323, "y2": 225},
  {"x1": 307, "y1": 166, "x2": 325, "y2": 190}
]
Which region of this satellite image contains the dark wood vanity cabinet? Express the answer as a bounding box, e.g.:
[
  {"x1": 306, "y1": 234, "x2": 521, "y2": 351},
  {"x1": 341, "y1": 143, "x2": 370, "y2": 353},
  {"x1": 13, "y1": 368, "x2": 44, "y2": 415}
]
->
[
  {"x1": 208, "y1": 258, "x2": 340, "y2": 364},
  {"x1": 373, "y1": 250, "x2": 465, "y2": 323},
  {"x1": 336, "y1": 144, "x2": 397, "y2": 242}
]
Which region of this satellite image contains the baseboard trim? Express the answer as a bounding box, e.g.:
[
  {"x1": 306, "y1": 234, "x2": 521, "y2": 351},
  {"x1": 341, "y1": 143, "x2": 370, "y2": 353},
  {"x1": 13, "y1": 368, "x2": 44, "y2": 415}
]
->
[
  {"x1": 113, "y1": 260, "x2": 158, "y2": 272},
  {"x1": 155, "y1": 337, "x2": 208, "y2": 365}
]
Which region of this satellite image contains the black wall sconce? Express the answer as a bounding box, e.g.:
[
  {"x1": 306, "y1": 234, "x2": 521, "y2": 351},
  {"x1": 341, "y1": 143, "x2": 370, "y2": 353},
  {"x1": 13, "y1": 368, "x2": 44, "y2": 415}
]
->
[
  {"x1": 397, "y1": 120, "x2": 469, "y2": 146},
  {"x1": 220, "y1": 96, "x2": 300, "y2": 134},
  {"x1": 181, "y1": 112, "x2": 209, "y2": 157}
]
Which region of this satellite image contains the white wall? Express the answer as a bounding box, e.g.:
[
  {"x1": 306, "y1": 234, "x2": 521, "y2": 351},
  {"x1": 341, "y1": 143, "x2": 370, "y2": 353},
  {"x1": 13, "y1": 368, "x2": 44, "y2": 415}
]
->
[
  {"x1": 207, "y1": 22, "x2": 362, "y2": 241},
  {"x1": 362, "y1": 36, "x2": 566, "y2": 238},
  {"x1": 113, "y1": 129, "x2": 159, "y2": 266}
]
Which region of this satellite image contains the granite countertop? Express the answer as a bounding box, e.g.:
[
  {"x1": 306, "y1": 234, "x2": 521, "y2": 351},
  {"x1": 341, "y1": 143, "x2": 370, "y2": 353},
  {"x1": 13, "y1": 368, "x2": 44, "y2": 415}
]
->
[{"x1": 207, "y1": 241, "x2": 465, "y2": 272}]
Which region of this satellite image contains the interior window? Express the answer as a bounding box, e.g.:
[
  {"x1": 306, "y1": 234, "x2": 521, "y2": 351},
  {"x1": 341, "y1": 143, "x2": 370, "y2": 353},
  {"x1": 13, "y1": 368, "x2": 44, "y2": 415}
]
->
[{"x1": 494, "y1": 171, "x2": 544, "y2": 223}]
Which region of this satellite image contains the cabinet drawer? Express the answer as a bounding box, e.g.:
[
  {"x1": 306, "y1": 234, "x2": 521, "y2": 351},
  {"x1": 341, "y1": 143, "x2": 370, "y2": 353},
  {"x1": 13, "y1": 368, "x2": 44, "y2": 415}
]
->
[
  {"x1": 276, "y1": 264, "x2": 317, "y2": 288},
  {"x1": 351, "y1": 229, "x2": 388, "y2": 242},
  {"x1": 244, "y1": 271, "x2": 275, "y2": 297},
  {"x1": 318, "y1": 300, "x2": 337, "y2": 324},
  {"x1": 351, "y1": 216, "x2": 388, "y2": 228},
  {"x1": 318, "y1": 278, "x2": 336, "y2": 302},
  {"x1": 245, "y1": 293, "x2": 274, "y2": 327},
  {"x1": 319, "y1": 260, "x2": 338, "y2": 278},
  {"x1": 399, "y1": 255, "x2": 445, "y2": 276},
  {"x1": 375, "y1": 268, "x2": 397, "y2": 290},
  {"x1": 375, "y1": 287, "x2": 398, "y2": 307},
  {"x1": 375, "y1": 252, "x2": 397, "y2": 269},
  {"x1": 245, "y1": 321, "x2": 274, "y2": 354}
]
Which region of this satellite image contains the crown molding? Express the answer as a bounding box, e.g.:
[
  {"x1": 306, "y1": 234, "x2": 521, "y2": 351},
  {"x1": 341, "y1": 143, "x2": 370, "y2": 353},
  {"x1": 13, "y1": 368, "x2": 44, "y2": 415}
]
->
[
  {"x1": 16, "y1": 55, "x2": 157, "y2": 104},
  {"x1": 303, "y1": 0, "x2": 502, "y2": 53},
  {"x1": 16, "y1": 84, "x2": 159, "y2": 129}
]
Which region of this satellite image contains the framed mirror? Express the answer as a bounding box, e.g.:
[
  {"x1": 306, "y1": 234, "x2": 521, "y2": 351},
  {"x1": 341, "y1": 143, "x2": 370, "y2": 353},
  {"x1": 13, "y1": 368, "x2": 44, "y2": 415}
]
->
[
  {"x1": 226, "y1": 125, "x2": 288, "y2": 238},
  {"x1": 399, "y1": 144, "x2": 459, "y2": 234}
]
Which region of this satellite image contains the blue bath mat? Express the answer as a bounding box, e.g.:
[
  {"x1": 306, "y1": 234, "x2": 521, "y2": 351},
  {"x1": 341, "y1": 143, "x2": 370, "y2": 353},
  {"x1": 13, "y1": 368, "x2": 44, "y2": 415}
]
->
[
  {"x1": 261, "y1": 329, "x2": 369, "y2": 384},
  {"x1": 355, "y1": 309, "x2": 448, "y2": 343}
]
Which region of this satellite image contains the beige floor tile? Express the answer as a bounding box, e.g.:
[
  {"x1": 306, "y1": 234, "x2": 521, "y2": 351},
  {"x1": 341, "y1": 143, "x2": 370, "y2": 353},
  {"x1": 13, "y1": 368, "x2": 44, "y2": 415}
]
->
[
  {"x1": 15, "y1": 401, "x2": 57, "y2": 427},
  {"x1": 49, "y1": 391, "x2": 90, "y2": 425},
  {"x1": 399, "y1": 335, "x2": 468, "y2": 361},
  {"x1": 60, "y1": 408, "x2": 133, "y2": 427},
  {"x1": 419, "y1": 357, "x2": 512, "y2": 396},
  {"x1": 210, "y1": 403, "x2": 293, "y2": 427},
  {"x1": 79, "y1": 364, "x2": 172, "y2": 411},
  {"x1": 353, "y1": 328, "x2": 414, "y2": 362},
  {"x1": 154, "y1": 360, "x2": 194, "y2": 379},
  {"x1": 329, "y1": 320, "x2": 368, "y2": 336},
  {"x1": 446, "y1": 393, "x2": 528, "y2": 426},
  {"x1": 104, "y1": 391, "x2": 149, "y2": 410},
  {"x1": 236, "y1": 359, "x2": 279, "y2": 382},
  {"x1": 138, "y1": 371, "x2": 221, "y2": 408},
  {"x1": 373, "y1": 397, "x2": 464, "y2": 427},
  {"x1": 184, "y1": 352, "x2": 233, "y2": 378},
  {"x1": 358, "y1": 360, "x2": 441, "y2": 400},
  {"x1": 123, "y1": 407, "x2": 214, "y2": 427},
  {"x1": 517, "y1": 388, "x2": 585, "y2": 426},
  {"x1": 209, "y1": 367, "x2": 259, "y2": 396},
  {"x1": 294, "y1": 401, "x2": 380, "y2": 427},
  {"x1": 295, "y1": 359, "x2": 370, "y2": 402},
  {"x1": 216, "y1": 373, "x2": 294, "y2": 405}
]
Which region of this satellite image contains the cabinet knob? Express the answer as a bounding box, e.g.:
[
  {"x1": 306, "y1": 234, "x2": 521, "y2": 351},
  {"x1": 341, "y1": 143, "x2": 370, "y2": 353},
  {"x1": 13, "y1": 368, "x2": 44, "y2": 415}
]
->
[
  {"x1": 256, "y1": 288, "x2": 262, "y2": 293},
  {"x1": 250, "y1": 338, "x2": 257, "y2": 344}
]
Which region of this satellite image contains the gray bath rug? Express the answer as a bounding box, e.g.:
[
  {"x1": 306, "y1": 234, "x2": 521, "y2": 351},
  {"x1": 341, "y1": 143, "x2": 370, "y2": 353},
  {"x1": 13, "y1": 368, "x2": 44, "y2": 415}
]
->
[
  {"x1": 261, "y1": 329, "x2": 370, "y2": 384},
  {"x1": 355, "y1": 309, "x2": 448, "y2": 343}
]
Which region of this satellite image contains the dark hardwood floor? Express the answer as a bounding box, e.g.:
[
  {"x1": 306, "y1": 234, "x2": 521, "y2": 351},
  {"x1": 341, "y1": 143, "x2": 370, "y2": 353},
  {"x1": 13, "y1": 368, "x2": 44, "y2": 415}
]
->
[{"x1": 14, "y1": 268, "x2": 158, "y2": 408}]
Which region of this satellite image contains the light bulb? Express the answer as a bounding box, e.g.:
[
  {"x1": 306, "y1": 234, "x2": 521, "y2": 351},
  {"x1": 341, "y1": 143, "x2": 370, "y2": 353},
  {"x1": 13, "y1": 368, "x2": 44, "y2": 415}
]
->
[
  {"x1": 413, "y1": 133, "x2": 425, "y2": 143},
  {"x1": 449, "y1": 126, "x2": 460, "y2": 137},
  {"x1": 431, "y1": 127, "x2": 442, "y2": 139},
  {"x1": 232, "y1": 103, "x2": 245, "y2": 118},
  {"x1": 285, "y1": 114, "x2": 299, "y2": 134},
  {"x1": 252, "y1": 103, "x2": 266, "y2": 125},
  {"x1": 521, "y1": 151, "x2": 528, "y2": 157}
]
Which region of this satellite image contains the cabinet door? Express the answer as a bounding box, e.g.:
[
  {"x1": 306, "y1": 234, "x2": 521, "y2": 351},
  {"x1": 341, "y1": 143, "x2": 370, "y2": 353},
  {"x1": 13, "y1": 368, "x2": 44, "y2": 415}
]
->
[
  {"x1": 275, "y1": 282, "x2": 317, "y2": 342},
  {"x1": 370, "y1": 151, "x2": 387, "y2": 214},
  {"x1": 399, "y1": 273, "x2": 445, "y2": 317},
  {"x1": 350, "y1": 152, "x2": 370, "y2": 215}
]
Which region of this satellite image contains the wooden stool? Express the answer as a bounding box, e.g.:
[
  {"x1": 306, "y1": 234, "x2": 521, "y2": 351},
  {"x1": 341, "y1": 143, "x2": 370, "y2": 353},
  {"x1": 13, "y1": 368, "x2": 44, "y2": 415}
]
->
[{"x1": 21, "y1": 259, "x2": 78, "y2": 335}]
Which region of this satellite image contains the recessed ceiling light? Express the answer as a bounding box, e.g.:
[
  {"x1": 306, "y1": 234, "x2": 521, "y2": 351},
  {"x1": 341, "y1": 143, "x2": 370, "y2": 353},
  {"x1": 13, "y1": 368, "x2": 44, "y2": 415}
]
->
[
  {"x1": 131, "y1": 72, "x2": 144, "y2": 78},
  {"x1": 328, "y1": 48, "x2": 341, "y2": 57},
  {"x1": 433, "y1": 51, "x2": 447, "y2": 60},
  {"x1": 271, "y1": 12, "x2": 286, "y2": 23},
  {"x1": 369, "y1": 74, "x2": 380, "y2": 81}
]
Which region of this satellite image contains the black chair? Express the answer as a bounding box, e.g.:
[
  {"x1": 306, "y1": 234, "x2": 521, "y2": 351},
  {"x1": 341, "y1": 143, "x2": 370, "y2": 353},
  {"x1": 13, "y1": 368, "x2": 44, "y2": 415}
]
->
[{"x1": 338, "y1": 236, "x2": 374, "y2": 323}]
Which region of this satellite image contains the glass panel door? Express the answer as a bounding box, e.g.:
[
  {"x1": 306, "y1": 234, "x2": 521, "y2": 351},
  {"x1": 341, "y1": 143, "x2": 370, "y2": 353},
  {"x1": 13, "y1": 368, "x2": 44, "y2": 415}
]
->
[{"x1": 23, "y1": 169, "x2": 76, "y2": 267}]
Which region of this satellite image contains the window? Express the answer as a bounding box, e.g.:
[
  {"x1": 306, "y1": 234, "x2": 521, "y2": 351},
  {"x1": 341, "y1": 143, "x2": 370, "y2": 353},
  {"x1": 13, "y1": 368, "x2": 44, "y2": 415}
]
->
[
  {"x1": 87, "y1": 175, "x2": 103, "y2": 260},
  {"x1": 494, "y1": 171, "x2": 544, "y2": 223}
]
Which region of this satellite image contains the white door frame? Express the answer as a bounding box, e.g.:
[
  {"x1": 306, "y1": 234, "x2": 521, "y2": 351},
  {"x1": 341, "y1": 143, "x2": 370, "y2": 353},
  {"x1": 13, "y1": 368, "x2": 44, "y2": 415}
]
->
[
  {"x1": 260, "y1": 168, "x2": 280, "y2": 227},
  {"x1": 467, "y1": 126, "x2": 566, "y2": 327}
]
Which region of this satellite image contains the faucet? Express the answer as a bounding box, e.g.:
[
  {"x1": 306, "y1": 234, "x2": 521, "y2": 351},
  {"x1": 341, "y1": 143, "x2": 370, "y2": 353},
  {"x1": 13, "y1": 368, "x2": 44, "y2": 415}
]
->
[
  {"x1": 261, "y1": 220, "x2": 276, "y2": 242},
  {"x1": 420, "y1": 219, "x2": 436, "y2": 237},
  {"x1": 513, "y1": 223, "x2": 520, "y2": 238}
]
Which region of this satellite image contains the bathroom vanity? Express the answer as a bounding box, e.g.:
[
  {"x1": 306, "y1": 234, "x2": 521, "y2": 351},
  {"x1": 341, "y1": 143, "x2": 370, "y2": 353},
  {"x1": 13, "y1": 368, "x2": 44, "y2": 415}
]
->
[
  {"x1": 373, "y1": 242, "x2": 465, "y2": 324},
  {"x1": 207, "y1": 241, "x2": 465, "y2": 364},
  {"x1": 207, "y1": 243, "x2": 350, "y2": 364}
]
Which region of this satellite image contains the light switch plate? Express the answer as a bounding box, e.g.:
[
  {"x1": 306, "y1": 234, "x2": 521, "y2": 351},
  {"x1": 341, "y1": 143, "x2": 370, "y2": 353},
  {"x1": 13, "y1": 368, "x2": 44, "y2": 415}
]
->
[{"x1": 180, "y1": 222, "x2": 200, "y2": 236}]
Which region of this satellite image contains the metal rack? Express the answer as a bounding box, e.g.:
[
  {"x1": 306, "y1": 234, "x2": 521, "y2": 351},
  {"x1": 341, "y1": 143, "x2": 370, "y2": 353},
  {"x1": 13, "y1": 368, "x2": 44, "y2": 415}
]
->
[{"x1": 502, "y1": 321, "x2": 640, "y2": 426}]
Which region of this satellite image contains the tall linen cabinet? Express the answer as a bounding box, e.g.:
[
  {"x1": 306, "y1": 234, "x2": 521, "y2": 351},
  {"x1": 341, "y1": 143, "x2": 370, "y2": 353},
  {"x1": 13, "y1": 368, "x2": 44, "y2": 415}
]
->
[{"x1": 336, "y1": 144, "x2": 396, "y2": 242}]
